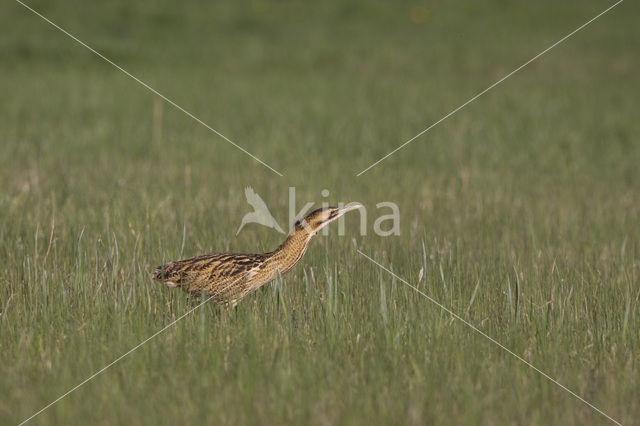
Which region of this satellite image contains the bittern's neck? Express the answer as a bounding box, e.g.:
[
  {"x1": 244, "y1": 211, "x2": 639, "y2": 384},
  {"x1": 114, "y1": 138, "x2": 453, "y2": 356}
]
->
[{"x1": 267, "y1": 227, "x2": 314, "y2": 275}]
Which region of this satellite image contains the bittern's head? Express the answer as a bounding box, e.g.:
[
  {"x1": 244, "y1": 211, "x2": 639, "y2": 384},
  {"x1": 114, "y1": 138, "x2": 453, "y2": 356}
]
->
[{"x1": 294, "y1": 203, "x2": 363, "y2": 235}]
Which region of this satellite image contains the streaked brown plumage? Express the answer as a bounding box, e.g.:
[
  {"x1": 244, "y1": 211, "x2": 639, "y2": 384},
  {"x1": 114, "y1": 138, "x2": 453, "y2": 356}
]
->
[{"x1": 152, "y1": 204, "x2": 362, "y2": 305}]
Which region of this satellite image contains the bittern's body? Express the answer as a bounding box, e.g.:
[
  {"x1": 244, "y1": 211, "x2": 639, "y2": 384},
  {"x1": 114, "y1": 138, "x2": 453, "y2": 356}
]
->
[{"x1": 153, "y1": 205, "x2": 360, "y2": 305}]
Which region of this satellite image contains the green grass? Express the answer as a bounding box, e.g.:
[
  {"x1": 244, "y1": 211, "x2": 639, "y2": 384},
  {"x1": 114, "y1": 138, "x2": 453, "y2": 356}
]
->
[{"x1": 1, "y1": 0, "x2": 639, "y2": 424}]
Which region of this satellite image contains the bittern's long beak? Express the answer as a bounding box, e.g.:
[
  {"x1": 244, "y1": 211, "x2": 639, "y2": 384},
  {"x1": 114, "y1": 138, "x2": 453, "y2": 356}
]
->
[
  {"x1": 300, "y1": 203, "x2": 366, "y2": 235},
  {"x1": 332, "y1": 202, "x2": 364, "y2": 220}
]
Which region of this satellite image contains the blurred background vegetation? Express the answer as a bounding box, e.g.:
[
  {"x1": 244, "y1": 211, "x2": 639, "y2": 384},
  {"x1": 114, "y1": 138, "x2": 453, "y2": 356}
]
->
[{"x1": 1, "y1": 0, "x2": 638, "y2": 424}]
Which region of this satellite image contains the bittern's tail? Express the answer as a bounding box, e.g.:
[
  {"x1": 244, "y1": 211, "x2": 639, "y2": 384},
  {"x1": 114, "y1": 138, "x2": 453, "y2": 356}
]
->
[{"x1": 152, "y1": 262, "x2": 180, "y2": 288}]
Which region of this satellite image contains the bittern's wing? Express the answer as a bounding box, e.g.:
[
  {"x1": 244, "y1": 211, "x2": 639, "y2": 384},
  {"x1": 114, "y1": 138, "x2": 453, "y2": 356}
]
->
[{"x1": 153, "y1": 253, "x2": 267, "y2": 297}]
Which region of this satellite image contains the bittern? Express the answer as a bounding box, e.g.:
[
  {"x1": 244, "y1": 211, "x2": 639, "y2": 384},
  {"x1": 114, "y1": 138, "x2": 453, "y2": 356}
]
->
[{"x1": 153, "y1": 204, "x2": 362, "y2": 306}]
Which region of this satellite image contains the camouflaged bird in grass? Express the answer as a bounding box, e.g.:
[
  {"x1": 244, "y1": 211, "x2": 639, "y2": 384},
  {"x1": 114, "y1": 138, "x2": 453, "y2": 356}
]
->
[{"x1": 153, "y1": 204, "x2": 362, "y2": 306}]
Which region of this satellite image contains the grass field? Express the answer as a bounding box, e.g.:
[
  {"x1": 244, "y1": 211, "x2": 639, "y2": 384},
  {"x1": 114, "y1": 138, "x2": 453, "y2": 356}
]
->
[{"x1": 1, "y1": 0, "x2": 639, "y2": 424}]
